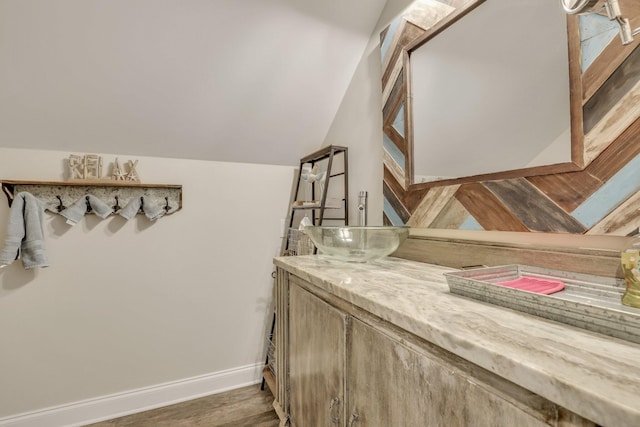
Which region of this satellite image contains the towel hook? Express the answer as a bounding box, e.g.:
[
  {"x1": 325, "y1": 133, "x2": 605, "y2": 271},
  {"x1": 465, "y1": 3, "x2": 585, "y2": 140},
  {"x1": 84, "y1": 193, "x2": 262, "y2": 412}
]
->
[
  {"x1": 85, "y1": 195, "x2": 92, "y2": 213},
  {"x1": 139, "y1": 196, "x2": 145, "y2": 214},
  {"x1": 164, "y1": 196, "x2": 171, "y2": 212},
  {"x1": 113, "y1": 195, "x2": 121, "y2": 213},
  {"x1": 56, "y1": 195, "x2": 66, "y2": 212}
]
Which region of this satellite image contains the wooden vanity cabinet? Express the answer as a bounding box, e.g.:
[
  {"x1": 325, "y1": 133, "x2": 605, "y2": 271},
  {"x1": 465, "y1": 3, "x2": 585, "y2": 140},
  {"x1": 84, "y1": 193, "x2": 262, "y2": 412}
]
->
[
  {"x1": 348, "y1": 317, "x2": 559, "y2": 426},
  {"x1": 277, "y1": 271, "x2": 595, "y2": 427},
  {"x1": 288, "y1": 283, "x2": 347, "y2": 426}
]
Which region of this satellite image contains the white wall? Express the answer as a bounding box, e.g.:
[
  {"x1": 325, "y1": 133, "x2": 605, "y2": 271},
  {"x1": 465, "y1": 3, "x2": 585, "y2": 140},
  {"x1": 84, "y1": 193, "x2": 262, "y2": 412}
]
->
[
  {"x1": 0, "y1": 0, "x2": 386, "y2": 167},
  {"x1": 0, "y1": 0, "x2": 406, "y2": 422},
  {"x1": 322, "y1": 0, "x2": 415, "y2": 225},
  {"x1": 0, "y1": 147, "x2": 294, "y2": 422},
  {"x1": 322, "y1": 36, "x2": 385, "y2": 225}
]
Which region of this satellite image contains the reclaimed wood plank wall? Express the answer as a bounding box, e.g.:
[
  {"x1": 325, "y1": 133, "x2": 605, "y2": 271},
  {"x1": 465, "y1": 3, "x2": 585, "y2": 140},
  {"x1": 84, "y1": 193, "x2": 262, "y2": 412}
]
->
[{"x1": 382, "y1": 0, "x2": 640, "y2": 236}]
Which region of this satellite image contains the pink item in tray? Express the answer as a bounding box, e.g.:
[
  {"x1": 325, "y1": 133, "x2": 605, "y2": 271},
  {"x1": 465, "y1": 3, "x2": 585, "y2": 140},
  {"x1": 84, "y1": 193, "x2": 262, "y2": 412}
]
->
[{"x1": 496, "y1": 276, "x2": 565, "y2": 295}]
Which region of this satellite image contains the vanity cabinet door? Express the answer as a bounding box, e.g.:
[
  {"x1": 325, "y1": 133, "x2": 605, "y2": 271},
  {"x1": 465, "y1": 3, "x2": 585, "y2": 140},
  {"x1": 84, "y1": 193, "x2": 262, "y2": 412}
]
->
[
  {"x1": 289, "y1": 284, "x2": 347, "y2": 427},
  {"x1": 346, "y1": 317, "x2": 557, "y2": 427}
]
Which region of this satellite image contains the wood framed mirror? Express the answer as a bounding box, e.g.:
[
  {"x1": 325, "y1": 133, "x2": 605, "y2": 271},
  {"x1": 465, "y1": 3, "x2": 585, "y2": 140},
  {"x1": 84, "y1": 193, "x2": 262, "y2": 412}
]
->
[
  {"x1": 381, "y1": 0, "x2": 640, "y2": 235},
  {"x1": 408, "y1": 0, "x2": 577, "y2": 184}
]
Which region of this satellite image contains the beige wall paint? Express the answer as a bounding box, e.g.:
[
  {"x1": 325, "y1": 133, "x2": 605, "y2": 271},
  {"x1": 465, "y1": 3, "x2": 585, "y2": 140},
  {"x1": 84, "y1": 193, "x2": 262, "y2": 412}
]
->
[
  {"x1": 0, "y1": 0, "x2": 409, "y2": 420},
  {"x1": 322, "y1": 35, "x2": 385, "y2": 225},
  {"x1": 322, "y1": 0, "x2": 416, "y2": 225},
  {"x1": 0, "y1": 0, "x2": 386, "y2": 167},
  {"x1": 0, "y1": 147, "x2": 294, "y2": 418}
]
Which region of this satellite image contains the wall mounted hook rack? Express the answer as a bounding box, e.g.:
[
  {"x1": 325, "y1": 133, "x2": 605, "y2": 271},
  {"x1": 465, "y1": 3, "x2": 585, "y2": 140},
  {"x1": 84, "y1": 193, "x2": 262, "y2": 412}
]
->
[{"x1": 1, "y1": 180, "x2": 182, "y2": 215}]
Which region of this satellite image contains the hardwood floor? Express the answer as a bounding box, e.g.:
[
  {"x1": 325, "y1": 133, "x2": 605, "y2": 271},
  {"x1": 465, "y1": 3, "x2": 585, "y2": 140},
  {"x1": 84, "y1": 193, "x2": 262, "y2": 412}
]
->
[{"x1": 85, "y1": 384, "x2": 279, "y2": 427}]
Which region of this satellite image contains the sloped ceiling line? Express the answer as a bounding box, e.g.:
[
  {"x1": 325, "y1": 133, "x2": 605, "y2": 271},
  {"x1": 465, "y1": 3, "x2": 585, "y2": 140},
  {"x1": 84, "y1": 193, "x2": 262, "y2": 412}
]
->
[{"x1": 0, "y1": 0, "x2": 387, "y2": 166}]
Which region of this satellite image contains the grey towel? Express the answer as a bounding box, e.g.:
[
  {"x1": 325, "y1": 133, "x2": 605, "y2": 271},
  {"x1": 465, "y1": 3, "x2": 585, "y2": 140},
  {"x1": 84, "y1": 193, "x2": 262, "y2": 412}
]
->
[
  {"x1": 118, "y1": 196, "x2": 165, "y2": 221},
  {"x1": 0, "y1": 192, "x2": 48, "y2": 269},
  {"x1": 60, "y1": 194, "x2": 113, "y2": 225},
  {"x1": 88, "y1": 195, "x2": 114, "y2": 219},
  {"x1": 142, "y1": 197, "x2": 166, "y2": 221}
]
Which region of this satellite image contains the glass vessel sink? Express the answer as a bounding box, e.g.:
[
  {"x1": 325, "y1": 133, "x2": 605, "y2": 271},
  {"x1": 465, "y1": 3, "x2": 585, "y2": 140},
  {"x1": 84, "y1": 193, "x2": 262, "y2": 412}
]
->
[{"x1": 305, "y1": 226, "x2": 409, "y2": 262}]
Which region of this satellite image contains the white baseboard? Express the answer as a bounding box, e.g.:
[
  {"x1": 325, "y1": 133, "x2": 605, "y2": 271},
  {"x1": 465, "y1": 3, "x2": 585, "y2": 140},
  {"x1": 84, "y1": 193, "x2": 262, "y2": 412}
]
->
[{"x1": 0, "y1": 363, "x2": 265, "y2": 427}]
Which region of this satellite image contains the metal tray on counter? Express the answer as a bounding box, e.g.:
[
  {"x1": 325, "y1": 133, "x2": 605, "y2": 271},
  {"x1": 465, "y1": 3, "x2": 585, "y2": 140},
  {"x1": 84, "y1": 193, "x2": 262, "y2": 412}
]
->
[{"x1": 444, "y1": 264, "x2": 640, "y2": 345}]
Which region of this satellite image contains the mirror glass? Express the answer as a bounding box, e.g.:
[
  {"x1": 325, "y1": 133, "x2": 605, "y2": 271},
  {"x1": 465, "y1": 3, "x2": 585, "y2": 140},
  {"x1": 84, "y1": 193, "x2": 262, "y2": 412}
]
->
[{"x1": 410, "y1": 0, "x2": 571, "y2": 183}]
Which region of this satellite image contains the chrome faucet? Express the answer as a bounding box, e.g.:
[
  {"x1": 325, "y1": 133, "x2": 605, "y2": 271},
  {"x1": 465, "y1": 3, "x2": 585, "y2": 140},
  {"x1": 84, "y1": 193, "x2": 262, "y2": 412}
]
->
[{"x1": 357, "y1": 190, "x2": 368, "y2": 226}]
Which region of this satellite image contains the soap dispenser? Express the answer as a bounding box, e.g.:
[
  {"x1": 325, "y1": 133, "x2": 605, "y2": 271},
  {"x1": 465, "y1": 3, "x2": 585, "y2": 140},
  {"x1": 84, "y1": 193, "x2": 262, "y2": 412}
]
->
[{"x1": 621, "y1": 244, "x2": 640, "y2": 309}]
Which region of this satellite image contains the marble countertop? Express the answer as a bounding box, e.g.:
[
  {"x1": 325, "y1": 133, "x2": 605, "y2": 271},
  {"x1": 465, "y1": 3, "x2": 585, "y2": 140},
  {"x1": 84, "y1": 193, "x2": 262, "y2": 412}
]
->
[{"x1": 274, "y1": 255, "x2": 640, "y2": 427}]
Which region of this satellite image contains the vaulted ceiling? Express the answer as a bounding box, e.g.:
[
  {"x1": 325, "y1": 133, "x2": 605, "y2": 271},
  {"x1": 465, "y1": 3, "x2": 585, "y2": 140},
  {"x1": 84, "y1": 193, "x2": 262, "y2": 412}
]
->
[{"x1": 0, "y1": 0, "x2": 387, "y2": 166}]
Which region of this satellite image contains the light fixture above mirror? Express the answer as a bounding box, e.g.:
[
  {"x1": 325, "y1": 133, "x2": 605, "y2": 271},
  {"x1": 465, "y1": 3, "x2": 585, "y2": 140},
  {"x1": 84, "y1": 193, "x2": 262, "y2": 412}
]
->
[{"x1": 561, "y1": 0, "x2": 639, "y2": 44}]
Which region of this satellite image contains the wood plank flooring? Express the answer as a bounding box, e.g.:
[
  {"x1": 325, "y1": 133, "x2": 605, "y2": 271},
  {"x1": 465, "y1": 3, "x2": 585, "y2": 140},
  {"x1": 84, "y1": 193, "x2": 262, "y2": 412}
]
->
[{"x1": 85, "y1": 384, "x2": 279, "y2": 427}]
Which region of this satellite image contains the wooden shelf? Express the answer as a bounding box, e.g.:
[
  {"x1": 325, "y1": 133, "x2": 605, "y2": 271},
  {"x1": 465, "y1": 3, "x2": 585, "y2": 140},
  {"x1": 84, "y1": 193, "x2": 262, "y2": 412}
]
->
[
  {"x1": 262, "y1": 366, "x2": 277, "y2": 396},
  {"x1": 1, "y1": 179, "x2": 183, "y2": 213},
  {"x1": 263, "y1": 145, "x2": 349, "y2": 407},
  {"x1": 1, "y1": 179, "x2": 181, "y2": 188},
  {"x1": 292, "y1": 205, "x2": 343, "y2": 210},
  {"x1": 299, "y1": 145, "x2": 348, "y2": 164}
]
